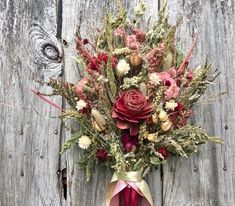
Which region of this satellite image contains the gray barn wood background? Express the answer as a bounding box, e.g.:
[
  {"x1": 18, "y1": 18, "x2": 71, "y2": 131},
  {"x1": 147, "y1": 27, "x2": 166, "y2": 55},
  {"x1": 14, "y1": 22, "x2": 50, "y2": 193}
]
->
[{"x1": 0, "y1": 0, "x2": 234, "y2": 205}]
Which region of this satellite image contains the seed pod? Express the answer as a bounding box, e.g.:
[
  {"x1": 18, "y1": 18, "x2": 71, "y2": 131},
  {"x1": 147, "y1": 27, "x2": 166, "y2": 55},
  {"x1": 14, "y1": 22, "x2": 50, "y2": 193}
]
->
[
  {"x1": 92, "y1": 120, "x2": 105, "y2": 132},
  {"x1": 161, "y1": 120, "x2": 172, "y2": 132},
  {"x1": 91, "y1": 109, "x2": 106, "y2": 131},
  {"x1": 162, "y1": 52, "x2": 173, "y2": 71},
  {"x1": 159, "y1": 110, "x2": 169, "y2": 122},
  {"x1": 130, "y1": 52, "x2": 142, "y2": 67}
]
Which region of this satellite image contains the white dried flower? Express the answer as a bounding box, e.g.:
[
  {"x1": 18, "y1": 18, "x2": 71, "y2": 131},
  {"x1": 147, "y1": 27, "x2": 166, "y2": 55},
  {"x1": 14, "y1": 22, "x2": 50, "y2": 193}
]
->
[
  {"x1": 97, "y1": 75, "x2": 108, "y2": 83},
  {"x1": 147, "y1": 133, "x2": 158, "y2": 142},
  {"x1": 116, "y1": 59, "x2": 130, "y2": 77},
  {"x1": 78, "y1": 136, "x2": 92, "y2": 149},
  {"x1": 76, "y1": 99, "x2": 87, "y2": 111},
  {"x1": 165, "y1": 100, "x2": 178, "y2": 111},
  {"x1": 149, "y1": 73, "x2": 161, "y2": 85}
]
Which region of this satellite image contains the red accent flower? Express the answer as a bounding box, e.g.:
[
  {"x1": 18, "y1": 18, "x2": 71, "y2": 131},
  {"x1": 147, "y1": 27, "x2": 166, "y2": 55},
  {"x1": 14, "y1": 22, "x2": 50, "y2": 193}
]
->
[
  {"x1": 88, "y1": 60, "x2": 100, "y2": 71},
  {"x1": 169, "y1": 103, "x2": 184, "y2": 122},
  {"x1": 121, "y1": 133, "x2": 138, "y2": 152},
  {"x1": 111, "y1": 57, "x2": 118, "y2": 68},
  {"x1": 98, "y1": 52, "x2": 109, "y2": 63},
  {"x1": 157, "y1": 147, "x2": 170, "y2": 159},
  {"x1": 112, "y1": 89, "x2": 153, "y2": 136},
  {"x1": 83, "y1": 38, "x2": 89, "y2": 45},
  {"x1": 96, "y1": 149, "x2": 108, "y2": 161},
  {"x1": 164, "y1": 80, "x2": 171, "y2": 86}
]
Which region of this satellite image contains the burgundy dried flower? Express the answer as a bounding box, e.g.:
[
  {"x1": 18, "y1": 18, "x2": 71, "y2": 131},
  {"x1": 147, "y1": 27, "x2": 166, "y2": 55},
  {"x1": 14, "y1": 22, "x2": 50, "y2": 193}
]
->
[
  {"x1": 96, "y1": 149, "x2": 108, "y2": 161},
  {"x1": 169, "y1": 102, "x2": 184, "y2": 122},
  {"x1": 98, "y1": 52, "x2": 108, "y2": 63},
  {"x1": 157, "y1": 147, "x2": 170, "y2": 159},
  {"x1": 83, "y1": 38, "x2": 89, "y2": 45},
  {"x1": 121, "y1": 133, "x2": 138, "y2": 152},
  {"x1": 88, "y1": 59, "x2": 100, "y2": 71}
]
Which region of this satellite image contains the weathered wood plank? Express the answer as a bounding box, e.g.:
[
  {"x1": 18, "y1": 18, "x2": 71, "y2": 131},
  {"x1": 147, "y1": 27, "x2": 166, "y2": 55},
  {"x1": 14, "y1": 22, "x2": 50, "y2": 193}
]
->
[
  {"x1": 62, "y1": 0, "x2": 162, "y2": 205},
  {"x1": 1, "y1": 0, "x2": 234, "y2": 205},
  {"x1": 162, "y1": 0, "x2": 235, "y2": 205},
  {"x1": 0, "y1": 0, "x2": 64, "y2": 205}
]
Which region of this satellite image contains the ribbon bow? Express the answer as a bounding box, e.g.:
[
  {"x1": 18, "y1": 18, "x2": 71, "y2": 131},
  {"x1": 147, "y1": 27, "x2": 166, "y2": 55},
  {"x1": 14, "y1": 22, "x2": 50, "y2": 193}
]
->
[{"x1": 106, "y1": 171, "x2": 153, "y2": 206}]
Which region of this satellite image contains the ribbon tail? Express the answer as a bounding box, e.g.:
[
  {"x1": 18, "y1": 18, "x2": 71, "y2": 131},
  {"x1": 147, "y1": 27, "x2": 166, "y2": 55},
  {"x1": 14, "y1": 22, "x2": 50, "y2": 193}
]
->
[
  {"x1": 131, "y1": 187, "x2": 140, "y2": 206},
  {"x1": 106, "y1": 182, "x2": 117, "y2": 206},
  {"x1": 136, "y1": 180, "x2": 153, "y2": 206}
]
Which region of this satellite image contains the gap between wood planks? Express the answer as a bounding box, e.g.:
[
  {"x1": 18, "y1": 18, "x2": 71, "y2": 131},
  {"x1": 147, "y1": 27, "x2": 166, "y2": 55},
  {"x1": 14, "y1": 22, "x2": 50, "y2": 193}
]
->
[{"x1": 56, "y1": 0, "x2": 68, "y2": 201}]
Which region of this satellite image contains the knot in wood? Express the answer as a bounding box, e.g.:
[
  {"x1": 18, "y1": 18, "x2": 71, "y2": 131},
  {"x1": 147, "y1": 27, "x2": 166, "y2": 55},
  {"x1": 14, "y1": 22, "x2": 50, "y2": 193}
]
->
[{"x1": 42, "y1": 43, "x2": 62, "y2": 62}]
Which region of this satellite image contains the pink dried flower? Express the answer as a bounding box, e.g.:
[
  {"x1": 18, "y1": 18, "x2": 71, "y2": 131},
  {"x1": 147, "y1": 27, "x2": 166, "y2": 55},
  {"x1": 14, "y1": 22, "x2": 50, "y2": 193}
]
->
[
  {"x1": 114, "y1": 27, "x2": 126, "y2": 37},
  {"x1": 168, "y1": 67, "x2": 177, "y2": 78},
  {"x1": 158, "y1": 72, "x2": 180, "y2": 100},
  {"x1": 164, "y1": 84, "x2": 180, "y2": 100},
  {"x1": 126, "y1": 35, "x2": 138, "y2": 50},
  {"x1": 132, "y1": 28, "x2": 146, "y2": 43},
  {"x1": 76, "y1": 77, "x2": 89, "y2": 100},
  {"x1": 146, "y1": 44, "x2": 164, "y2": 72}
]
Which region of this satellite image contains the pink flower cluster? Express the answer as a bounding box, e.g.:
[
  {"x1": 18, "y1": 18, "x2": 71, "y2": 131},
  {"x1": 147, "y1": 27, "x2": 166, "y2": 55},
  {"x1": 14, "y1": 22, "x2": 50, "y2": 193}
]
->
[
  {"x1": 157, "y1": 71, "x2": 180, "y2": 100},
  {"x1": 146, "y1": 44, "x2": 165, "y2": 72}
]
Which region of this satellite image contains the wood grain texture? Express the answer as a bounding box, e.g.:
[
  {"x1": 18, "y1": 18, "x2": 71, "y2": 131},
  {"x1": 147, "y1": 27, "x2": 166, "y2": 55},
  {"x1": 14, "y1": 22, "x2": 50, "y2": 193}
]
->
[
  {"x1": 163, "y1": 0, "x2": 235, "y2": 205},
  {"x1": 0, "y1": 0, "x2": 64, "y2": 205},
  {"x1": 1, "y1": 0, "x2": 235, "y2": 205}
]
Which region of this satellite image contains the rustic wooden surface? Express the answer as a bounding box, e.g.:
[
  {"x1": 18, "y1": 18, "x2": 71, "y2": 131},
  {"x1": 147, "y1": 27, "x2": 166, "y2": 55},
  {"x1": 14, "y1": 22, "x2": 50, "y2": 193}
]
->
[
  {"x1": 0, "y1": 0, "x2": 64, "y2": 205},
  {"x1": 1, "y1": 0, "x2": 235, "y2": 205}
]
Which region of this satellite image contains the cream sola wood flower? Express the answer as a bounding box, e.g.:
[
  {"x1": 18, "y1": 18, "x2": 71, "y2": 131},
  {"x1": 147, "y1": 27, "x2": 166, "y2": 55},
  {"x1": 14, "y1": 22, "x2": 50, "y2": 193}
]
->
[
  {"x1": 165, "y1": 100, "x2": 178, "y2": 111},
  {"x1": 116, "y1": 59, "x2": 130, "y2": 77},
  {"x1": 149, "y1": 73, "x2": 161, "y2": 85},
  {"x1": 78, "y1": 136, "x2": 92, "y2": 149},
  {"x1": 76, "y1": 99, "x2": 87, "y2": 111}
]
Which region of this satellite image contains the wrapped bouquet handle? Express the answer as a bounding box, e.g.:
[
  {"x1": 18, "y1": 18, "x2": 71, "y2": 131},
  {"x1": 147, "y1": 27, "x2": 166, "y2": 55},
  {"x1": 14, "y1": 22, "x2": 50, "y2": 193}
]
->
[{"x1": 106, "y1": 171, "x2": 153, "y2": 206}]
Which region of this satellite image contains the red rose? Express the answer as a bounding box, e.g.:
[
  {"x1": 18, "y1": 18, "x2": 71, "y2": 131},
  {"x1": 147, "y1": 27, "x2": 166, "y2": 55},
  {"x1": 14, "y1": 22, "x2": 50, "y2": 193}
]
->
[
  {"x1": 157, "y1": 147, "x2": 170, "y2": 159},
  {"x1": 112, "y1": 89, "x2": 153, "y2": 136},
  {"x1": 96, "y1": 149, "x2": 108, "y2": 161}
]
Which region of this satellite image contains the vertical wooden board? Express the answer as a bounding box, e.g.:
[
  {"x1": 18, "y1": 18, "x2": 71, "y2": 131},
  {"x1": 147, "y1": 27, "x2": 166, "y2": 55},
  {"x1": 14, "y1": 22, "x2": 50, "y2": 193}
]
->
[
  {"x1": 162, "y1": 0, "x2": 235, "y2": 205},
  {"x1": 62, "y1": 0, "x2": 163, "y2": 205},
  {"x1": 0, "y1": 0, "x2": 64, "y2": 205}
]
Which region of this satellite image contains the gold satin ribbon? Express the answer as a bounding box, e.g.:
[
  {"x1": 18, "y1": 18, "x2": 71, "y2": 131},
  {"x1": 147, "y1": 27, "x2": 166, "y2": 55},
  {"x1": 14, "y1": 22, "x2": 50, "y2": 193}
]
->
[{"x1": 106, "y1": 171, "x2": 153, "y2": 206}]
